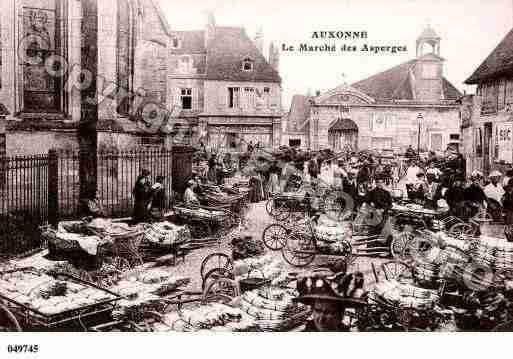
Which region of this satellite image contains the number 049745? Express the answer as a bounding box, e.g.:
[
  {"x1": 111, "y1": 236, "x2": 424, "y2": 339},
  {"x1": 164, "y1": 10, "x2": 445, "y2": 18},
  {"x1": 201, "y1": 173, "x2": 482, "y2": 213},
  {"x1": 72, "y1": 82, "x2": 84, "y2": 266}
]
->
[{"x1": 6, "y1": 344, "x2": 39, "y2": 353}]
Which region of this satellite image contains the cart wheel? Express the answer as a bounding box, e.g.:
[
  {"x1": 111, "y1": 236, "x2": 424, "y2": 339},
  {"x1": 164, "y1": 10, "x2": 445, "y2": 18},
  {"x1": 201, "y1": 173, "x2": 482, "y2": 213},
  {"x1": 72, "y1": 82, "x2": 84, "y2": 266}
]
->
[
  {"x1": 262, "y1": 224, "x2": 289, "y2": 251},
  {"x1": 267, "y1": 198, "x2": 291, "y2": 221},
  {"x1": 381, "y1": 260, "x2": 414, "y2": 283},
  {"x1": 282, "y1": 232, "x2": 316, "y2": 267},
  {"x1": 0, "y1": 303, "x2": 21, "y2": 332},
  {"x1": 202, "y1": 268, "x2": 234, "y2": 291},
  {"x1": 448, "y1": 223, "x2": 475, "y2": 238},
  {"x1": 200, "y1": 253, "x2": 233, "y2": 281},
  {"x1": 390, "y1": 232, "x2": 414, "y2": 259},
  {"x1": 203, "y1": 278, "x2": 240, "y2": 304}
]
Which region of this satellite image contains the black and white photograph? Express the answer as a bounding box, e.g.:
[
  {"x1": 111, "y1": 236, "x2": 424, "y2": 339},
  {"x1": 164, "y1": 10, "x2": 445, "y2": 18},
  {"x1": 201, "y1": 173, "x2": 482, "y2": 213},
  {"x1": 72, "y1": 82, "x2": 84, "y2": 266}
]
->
[{"x1": 0, "y1": 0, "x2": 513, "y2": 355}]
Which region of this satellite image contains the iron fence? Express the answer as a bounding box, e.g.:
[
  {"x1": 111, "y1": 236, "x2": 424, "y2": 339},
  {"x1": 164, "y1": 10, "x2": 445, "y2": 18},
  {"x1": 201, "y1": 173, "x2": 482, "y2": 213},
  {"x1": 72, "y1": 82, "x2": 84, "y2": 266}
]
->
[{"x1": 0, "y1": 148, "x2": 174, "y2": 258}]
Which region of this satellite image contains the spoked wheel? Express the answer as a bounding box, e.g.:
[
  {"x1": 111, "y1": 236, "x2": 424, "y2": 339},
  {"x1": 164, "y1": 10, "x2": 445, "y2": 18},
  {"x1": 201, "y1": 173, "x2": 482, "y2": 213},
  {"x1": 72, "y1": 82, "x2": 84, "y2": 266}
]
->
[
  {"x1": 262, "y1": 224, "x2": 289, "y2": 251},
  {"x1": 381, "y1": 260, "x2": 415, "y2": 283},
  {"x1": 390, "y1": 232, "x2": 414, "y2": 260},
  {"x1": 203, "y1": 278, "x2": 240, "y2": 304},
  {"x1": 282, "y1": 232, "x2": 316, "y2": 267},
  {"x1": 201, "y1": 268, "x2": 234, "y2": 291},
  {"x1": 448, "y1": 223, "x2": 475, "y2": 238},
  {"x1": 200, "y1": 253, "x2": 233, "y2": 281},
  {"x1": 267, "y1": 198, "x2": 291, "y2": 221},
  {"x1": 0, "y1": 303, "x2": 21, "y2": 332}
]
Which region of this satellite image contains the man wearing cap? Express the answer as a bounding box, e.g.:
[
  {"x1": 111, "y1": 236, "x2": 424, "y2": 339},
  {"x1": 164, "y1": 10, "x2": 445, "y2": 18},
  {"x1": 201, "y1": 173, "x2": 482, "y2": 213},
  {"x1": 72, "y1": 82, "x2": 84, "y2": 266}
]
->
[{"x1": 294, "y1": 269, "x2": 366, "y2": 332}]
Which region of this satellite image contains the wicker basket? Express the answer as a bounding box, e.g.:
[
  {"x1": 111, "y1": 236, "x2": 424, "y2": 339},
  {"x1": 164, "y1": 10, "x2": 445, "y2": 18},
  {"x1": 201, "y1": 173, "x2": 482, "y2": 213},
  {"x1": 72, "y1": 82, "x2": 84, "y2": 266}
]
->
[{"x1": 110, "y1": 230, "x2": 145, "y2": 265}]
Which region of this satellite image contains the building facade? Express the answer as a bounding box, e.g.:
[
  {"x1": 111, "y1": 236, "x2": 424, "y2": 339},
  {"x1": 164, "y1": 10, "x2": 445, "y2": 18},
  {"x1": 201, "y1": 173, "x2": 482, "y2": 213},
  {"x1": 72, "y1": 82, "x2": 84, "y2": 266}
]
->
[
  {"x1": 463, "y1": 28, "x2": 513, "y2": 177},
  {"x1": 0, "y1": 0, "x2": 171, "y2": 156},
  {"x1": 282, "y1": 26, "x2": 462, "y2": 154},
  {"x1": 167, "y1": 14, "x2": 282, "y2": 150}
]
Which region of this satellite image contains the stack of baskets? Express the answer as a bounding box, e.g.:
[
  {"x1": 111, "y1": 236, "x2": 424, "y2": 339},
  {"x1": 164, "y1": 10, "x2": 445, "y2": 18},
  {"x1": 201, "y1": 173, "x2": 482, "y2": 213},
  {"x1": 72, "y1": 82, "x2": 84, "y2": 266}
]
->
[
  {"x1": 470, "y1": 238, "x2": 513, "y2": 271},
  {"x1": 239, "y1": 288, "x2": 311, "y2": 331}
]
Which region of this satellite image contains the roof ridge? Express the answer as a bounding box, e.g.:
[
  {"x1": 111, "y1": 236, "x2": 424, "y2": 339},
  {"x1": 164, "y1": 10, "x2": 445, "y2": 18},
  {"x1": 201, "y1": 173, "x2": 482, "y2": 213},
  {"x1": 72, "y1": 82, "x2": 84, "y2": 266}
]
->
[
  {"x1": 465, "y1": 28, "x2": 513, "y2": 84},
  {"x1": 352, "y1": 59, "x2": 416, "y2": 86}
]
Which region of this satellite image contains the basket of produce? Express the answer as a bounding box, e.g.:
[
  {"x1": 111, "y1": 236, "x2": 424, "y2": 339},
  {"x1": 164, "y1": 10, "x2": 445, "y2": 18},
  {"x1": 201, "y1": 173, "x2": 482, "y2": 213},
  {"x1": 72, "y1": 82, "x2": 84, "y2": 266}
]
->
[
  {"x1": 239, "y1": 288, "x2": 311, "y2": 331},
  {"x1": 173, "y1": 204, "x2": 229, "y2": 223},
  {"x1": 239, "y1": 269, "x2": 271, "y2": 294},
  {"x1": 143, "y1": 222, "x2": 190, "y2": 248},
  {"x1": 0, "y1": 267, "x2": 121, "y2": 329}
]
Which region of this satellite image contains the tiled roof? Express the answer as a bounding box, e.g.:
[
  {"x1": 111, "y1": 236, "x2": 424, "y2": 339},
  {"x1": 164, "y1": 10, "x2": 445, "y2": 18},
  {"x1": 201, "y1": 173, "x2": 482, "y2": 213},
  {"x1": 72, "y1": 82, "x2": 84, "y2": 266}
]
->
[
  {"x1": 205, "y1": 26, "x2": 281, "y2": 83},
  {"x1": 352, "y1": 58, "x2": 462, "y2": 101},
  {"x1": 352, "y1": 60, "x2": 417, "y2": 100},
  {"x1": 442, "y1": 78, "x2": 463, "y2": 100},
  {"x1": 465, "y1": 28, "x2": 513, "y2": 84},
  {"x1": 329, "y1": 118, "x2": 358, "y2": 131},
  {"x1": 171, "y1": 31, "x2": 206, "y2": 54},
  {"x1": 287, "y1": 95, "x2": 312, "y2": 131}
]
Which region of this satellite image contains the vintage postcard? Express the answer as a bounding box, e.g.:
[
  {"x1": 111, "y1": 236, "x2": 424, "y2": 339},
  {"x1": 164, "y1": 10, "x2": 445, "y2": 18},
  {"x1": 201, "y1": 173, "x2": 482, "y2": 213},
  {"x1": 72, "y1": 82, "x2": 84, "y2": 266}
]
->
[{"x1": 0, "y1": 0, "x2": 512, "y2": 356}]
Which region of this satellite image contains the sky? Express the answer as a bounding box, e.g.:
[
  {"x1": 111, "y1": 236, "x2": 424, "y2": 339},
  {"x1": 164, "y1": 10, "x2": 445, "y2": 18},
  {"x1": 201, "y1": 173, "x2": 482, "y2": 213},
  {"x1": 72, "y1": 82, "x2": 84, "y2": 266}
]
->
[{"x1": 158, "y1": 0, "x2": 513, "y2": 108}]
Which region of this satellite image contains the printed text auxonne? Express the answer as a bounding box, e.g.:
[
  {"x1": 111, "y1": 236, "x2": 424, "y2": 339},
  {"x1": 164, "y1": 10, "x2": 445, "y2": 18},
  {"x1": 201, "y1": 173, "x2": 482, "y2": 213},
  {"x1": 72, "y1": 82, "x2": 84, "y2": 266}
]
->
[{"x1": 311, "y1": 31, "x2": 368, "y2": 39}]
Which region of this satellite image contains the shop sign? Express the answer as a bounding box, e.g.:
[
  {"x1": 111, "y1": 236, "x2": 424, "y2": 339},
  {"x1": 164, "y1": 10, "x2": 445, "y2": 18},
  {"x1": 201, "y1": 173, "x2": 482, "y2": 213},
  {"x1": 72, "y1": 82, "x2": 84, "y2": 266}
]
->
[{"x1": 497, "y1": 122, "x2": 513, "y2": 163}]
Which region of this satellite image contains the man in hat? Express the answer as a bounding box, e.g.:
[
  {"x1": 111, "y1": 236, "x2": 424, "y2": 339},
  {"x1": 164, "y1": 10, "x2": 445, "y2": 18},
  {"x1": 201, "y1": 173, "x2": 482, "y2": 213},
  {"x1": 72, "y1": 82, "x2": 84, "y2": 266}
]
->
[
  {"x1": 502, "y1": 178, "x2": 513, "y2": 225},
  {"x1": 132, "y1": 169, "x2": 151, "y2": 224},
  {"x1": 424, "y1": 168, "x2": 441, "y2": 208},
  {"x1": 464, "y1": 171, "x2": 487, "y2": 217},
  {"x1": 294, "y1": 269, "x2": 366, "y2": 332},
  {"x1": 445, "y1": 176, "x2": 467, "y2": 218}
]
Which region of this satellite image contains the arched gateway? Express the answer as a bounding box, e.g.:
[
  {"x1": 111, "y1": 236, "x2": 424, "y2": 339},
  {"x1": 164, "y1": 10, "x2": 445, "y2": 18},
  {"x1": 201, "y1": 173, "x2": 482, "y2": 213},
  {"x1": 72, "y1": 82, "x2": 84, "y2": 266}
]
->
[{"x1": 328, "y1": 118, "x2": 358, "y2": 151}]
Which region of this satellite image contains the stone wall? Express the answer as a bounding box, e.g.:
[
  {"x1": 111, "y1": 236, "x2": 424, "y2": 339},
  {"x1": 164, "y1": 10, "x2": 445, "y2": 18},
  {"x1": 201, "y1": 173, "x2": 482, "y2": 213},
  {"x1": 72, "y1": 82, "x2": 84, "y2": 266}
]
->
[
  {"x1": 6, "y1": 131, "x2": 79, "y2": 156},
  {"x1": 203, "y1": 80, "x2": 281, "y2": 117},
  {"x1": 314, "y1": 105, "x2": 460, "y2": 152}
]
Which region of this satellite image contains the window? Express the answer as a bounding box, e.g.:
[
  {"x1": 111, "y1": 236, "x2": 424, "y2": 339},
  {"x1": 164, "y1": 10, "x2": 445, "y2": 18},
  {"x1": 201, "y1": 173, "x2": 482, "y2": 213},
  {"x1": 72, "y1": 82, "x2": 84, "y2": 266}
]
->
[
  {"x1": 264, "y1": 87, "x2": 270, "y2": 94},
  {"x1": 21, "y1": 5, "x2": 62, "y2": 112},
  {"x1": 450, "y1": 134, "x2": 460, "y2": 141},
  {"x1": 242, "y1": 58, "x2": 253, "y2": 71},
  {"x1": 244, "y1": 87, "x2": 255, "y2": 108},
  {"x1": 181, "y1": 88, "x2": 192, "y2": 110},
  {"x1": 228, "y1": 87, "x2": 240, "y2": 108}
]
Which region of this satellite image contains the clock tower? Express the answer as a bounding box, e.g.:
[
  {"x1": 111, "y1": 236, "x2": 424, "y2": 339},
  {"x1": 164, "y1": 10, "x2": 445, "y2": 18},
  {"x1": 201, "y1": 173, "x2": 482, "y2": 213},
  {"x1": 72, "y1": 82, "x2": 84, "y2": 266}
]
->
[{"x1": 413, "y1": 25, "x2": 444, "y2": 102}]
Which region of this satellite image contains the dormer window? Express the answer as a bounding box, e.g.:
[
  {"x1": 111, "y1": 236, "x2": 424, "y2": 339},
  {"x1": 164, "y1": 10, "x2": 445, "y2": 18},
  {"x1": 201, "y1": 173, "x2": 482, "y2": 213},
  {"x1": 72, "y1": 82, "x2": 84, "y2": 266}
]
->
[
  {"x1": 171, "y1": 36, "x2": 181, "y2": 49},
  {"x1": 242, "y1": 58, "x2": 253, "y2": 71}
]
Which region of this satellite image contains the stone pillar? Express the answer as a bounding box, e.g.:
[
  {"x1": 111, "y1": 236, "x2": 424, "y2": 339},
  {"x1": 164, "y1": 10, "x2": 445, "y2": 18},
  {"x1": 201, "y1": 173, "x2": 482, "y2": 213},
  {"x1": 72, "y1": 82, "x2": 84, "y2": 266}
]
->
[
  {"x1": 68, "y1": 0, "x2": 83, "y2": 123},
  {"x1": 79, "y1": 0, "x2": 99, "y2": 200}
]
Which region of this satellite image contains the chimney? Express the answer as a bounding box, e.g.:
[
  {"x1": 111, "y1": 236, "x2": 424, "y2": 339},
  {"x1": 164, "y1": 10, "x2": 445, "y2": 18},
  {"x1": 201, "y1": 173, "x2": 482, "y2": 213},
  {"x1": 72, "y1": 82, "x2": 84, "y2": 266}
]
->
[
  {"x1": 204, "y1": 10, "x2": 216, "y2": 48},
  {"x1": 315, "y1": 90, "x2": 321, "y2": 97},
  {"x1": 269, "y1": 41, "x2": 279, "y2": 72},
  {"x1": 254, "y1": 27, "x2": 263, "y2": 54}
]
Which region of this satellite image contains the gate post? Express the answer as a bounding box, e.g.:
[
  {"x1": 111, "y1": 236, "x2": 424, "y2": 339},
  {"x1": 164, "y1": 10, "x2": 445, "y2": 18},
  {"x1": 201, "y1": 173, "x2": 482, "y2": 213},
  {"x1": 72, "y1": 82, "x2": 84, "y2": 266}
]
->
[{"x1": 48, "y1": 149, "x2": 59, "y2": 227}]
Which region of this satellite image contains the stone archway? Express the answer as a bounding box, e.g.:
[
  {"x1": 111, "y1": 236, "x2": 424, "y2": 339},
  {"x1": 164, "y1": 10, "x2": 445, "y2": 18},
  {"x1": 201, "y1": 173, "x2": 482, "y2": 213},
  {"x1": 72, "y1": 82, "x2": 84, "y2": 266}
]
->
[{"x1": 328, "y1": 118, "x2": 358, "y2": 151}]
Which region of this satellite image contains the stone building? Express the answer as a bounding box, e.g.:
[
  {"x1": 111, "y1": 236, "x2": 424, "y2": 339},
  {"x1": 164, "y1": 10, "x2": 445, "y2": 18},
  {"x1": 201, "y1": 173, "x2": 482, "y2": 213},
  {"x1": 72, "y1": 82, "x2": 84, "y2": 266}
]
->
[
  {"x1": 0, "y1": 0, "x2": 171, "y2": 156},
  {"x1": 167, "y1": 13, "x2": 282, "y2": 150},
  {"x1": 282, "y1": 26, "x2": 462, "y2": 154},
  {"x1": 462, "y1": 27, "x2": 513, "y2": 176}
]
